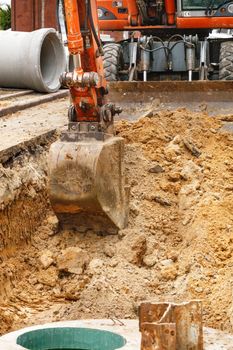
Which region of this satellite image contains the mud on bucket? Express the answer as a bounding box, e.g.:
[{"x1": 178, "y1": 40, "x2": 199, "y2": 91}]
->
[{"x1": 16, "y1": 327, "x2": 126, "y2": 350}]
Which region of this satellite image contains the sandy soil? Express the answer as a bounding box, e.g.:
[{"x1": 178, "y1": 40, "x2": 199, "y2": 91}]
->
[{"x1": 1, "y1": 107, "x2": 233, "y2": 339}]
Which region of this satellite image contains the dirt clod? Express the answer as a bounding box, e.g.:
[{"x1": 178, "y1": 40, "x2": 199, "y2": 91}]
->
[
  {"x1": 57, "y1": 247, "x2": 89, "y2": 275},
  {"x1": 39, "y1": 250, "x2": 54, "y2": 269}
]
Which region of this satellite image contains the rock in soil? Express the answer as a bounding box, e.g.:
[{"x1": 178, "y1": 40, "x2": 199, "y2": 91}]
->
[{"x1": 57, "y1": 247, "x2": 89, "y2": 275}]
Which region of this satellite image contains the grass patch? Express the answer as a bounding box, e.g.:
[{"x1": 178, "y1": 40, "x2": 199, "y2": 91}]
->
[{"x1": 0, "y1": 4, "x2": 11, "y2": 30}]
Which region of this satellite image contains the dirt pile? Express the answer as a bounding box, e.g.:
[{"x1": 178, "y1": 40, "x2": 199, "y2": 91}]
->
[{"x1": 1, "y1": 108, "x2": 233, "y2": 335}]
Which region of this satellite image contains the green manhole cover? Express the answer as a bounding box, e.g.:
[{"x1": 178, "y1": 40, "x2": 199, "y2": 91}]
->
[{"x1": 16, "y1": 327, "x2": 126, "y2": 350}]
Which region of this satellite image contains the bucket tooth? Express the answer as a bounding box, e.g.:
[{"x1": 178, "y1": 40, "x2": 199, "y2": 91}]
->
[{"x1": 48, "y1": 136, "x2": 129, "y2": 234}]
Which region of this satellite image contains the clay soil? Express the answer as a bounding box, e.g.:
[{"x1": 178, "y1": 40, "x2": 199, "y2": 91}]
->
[{"x1": 1, "y1": 107, "x2": 233, "y2": 337}]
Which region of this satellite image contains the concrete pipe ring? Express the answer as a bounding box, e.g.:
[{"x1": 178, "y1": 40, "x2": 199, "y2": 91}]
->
[
  {"x1": 0, "y1": 28, "x2": 66, "y2": 93},
  {"x1": 0, "y1": 320, "x2": 138, "y2": 350}
]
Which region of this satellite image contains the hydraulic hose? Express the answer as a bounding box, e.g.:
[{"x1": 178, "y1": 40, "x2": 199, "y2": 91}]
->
[
  {"x1": 84, "y1": 0, "x2": 88, "y2": 31},
  {"x1": 88, "y1": 0, "x2": 103, "y2": 55}
]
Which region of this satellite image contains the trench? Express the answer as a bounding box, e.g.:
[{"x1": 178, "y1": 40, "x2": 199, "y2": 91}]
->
[
  {"x1": 1, "y1": 102, "x2": 233, "y2": 346},
  {"x1": 0, "y1": 135, "x2": 55, "y2": 308}
]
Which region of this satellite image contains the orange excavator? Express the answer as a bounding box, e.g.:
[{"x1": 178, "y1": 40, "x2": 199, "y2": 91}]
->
[
  {"x1": 49, "y1": 0, "x2": 129, "y2": 234},
  {"x1": 49, "y1": 0, "x2": 233, "y2": 234},
  {"x1": 97, "y1": 0, "x2": 233, "y2": 81}
]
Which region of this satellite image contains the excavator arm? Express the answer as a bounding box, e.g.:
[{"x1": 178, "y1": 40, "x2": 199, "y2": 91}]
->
[
  {"x1": 55, "y1": 0, "x2": 119, "y2": 124},
  {"x1": 48, "y1": 0, "x2": 129, "y2": 234},
  {"x1": 61, "y1": 0, "x2": 108, "y2": 124}
]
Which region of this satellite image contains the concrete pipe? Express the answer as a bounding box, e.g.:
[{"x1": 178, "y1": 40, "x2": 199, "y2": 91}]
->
[{"x1": 0, "y1": 28, "x2": 66, "y2": 93}]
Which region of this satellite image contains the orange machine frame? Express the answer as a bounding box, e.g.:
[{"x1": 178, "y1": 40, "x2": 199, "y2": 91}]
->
[
  {"x1": 97, "y1": 0, "x2": 233, "y2": 31},
  {"x1": 64, "y1": 0, "x2": 107, "y2": 122}
]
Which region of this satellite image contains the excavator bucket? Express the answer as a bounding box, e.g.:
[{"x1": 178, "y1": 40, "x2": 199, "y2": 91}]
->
[{"x1": 48, "y1": 135, "x2": 129, "y2": 234}]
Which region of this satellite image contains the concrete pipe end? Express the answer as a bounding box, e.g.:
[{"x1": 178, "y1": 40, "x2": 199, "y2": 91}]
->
[
  {"x1": 0, "y1": 28, "x2": 66, "y2": 93},
  {"x1": 35, "y1": 28, "x2": 66, "y2": 93}
]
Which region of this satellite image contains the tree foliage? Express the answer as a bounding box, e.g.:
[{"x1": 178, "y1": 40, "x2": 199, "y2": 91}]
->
[{"x1": 0, "y1": 4, "x2": 11, "y2": 30}]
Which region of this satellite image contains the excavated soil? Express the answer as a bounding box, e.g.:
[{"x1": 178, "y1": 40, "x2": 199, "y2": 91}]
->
[{"x1": 1, "y1": 107, "x2": 233, "y2": 337}]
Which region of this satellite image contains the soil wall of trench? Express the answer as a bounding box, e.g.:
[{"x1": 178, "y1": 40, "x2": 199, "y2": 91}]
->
[
  {"x1": 0, "y1": 108, "x2": 233, "y2": 339},
  {"x1": 0, "y1": 134, "x2": 55, "y2": 313}
]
